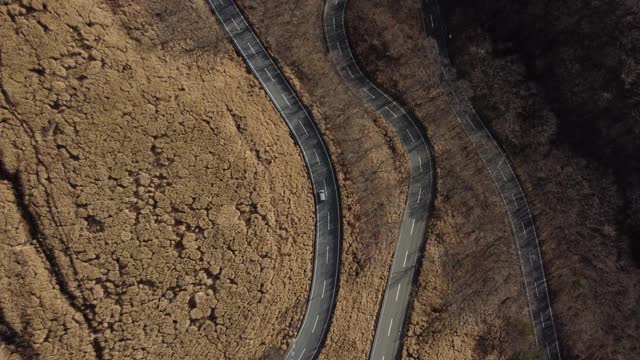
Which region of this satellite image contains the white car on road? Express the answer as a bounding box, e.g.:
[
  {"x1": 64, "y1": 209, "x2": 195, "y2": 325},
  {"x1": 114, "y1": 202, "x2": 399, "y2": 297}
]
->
[{"x1": 318, "y1": 189, "x2": 326, "y2": 202}]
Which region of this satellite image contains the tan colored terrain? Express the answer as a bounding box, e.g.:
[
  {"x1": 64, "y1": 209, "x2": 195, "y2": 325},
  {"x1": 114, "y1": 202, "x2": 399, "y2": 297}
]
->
[
  {"x1": 236, "y1": 1, "x2": 410, "y2": 358},
  {"x1": 3, "y1": 0, "x2": 635, "y2": 359},
  {"x1": 0, "y1": 0, "x2": 314, "y2": 358},
  {"x1": 345, "y1": 1, "x2": 536, "y2": 359},
  {"x1": 347, "y1": 0, "x2": 640, "y2": 359},
  {"x1": 238, "y1": 0, "x2": 534, "y2": 359}
]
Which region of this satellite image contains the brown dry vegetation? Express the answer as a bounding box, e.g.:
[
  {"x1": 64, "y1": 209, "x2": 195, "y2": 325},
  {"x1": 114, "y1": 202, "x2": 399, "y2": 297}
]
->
[
  {"x1": 3, "y1": 0, "x2": 636, "y2": 359},
  {"x1": 444, "y1": 0, "x2": 640, "y2": 358},
  {"x1": 235, "y1": 1, "x2": 412, "y2": 358},
  {"x1": 345, "y1": 1, "x2": 537, "y2": 359},
  {"x1": 0, "y1": 0, "x2": 315, "y2": 358},
  {"x1": 236, "y1": 0, "x2": 538, "y2": 358}
]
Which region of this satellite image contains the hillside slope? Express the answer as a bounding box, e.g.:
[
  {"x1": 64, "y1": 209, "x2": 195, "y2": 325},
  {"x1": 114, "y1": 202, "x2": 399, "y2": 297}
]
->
[
  {"x1": 444, "y1": 0, "x2": 640, "y2": 358},
  {"x1": 0, "y1": 0, "x2": 313, "y2": 358}
]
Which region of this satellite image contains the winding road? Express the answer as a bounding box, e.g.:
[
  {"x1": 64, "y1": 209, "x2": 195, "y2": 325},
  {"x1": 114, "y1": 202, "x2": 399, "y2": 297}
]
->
[
  {"x1": 424, "y1": 0, "x2": 562, "y2": 359},
  {"x1": 323, "y1": 1, "x2": 436, "y2": 360},
  {"x1": 207, "y1": 1, "x2": 342, "y2": 360}
]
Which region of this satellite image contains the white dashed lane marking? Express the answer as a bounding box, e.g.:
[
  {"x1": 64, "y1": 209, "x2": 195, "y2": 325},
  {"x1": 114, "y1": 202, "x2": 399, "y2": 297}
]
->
[
  {"x1": 327, "y1": 212, "x2": 330, "y2": 230},
  {"x1": 363, "y1": 87, "x2": 376, "y2": 99},
  {"x1": 282, "y1": 93, "x2": 292, "y2": 107},
  {"x1": 498, "y1": 167, "x2": 507, "y2": 181},
  {"x1": 406, "y1": 129, "x2": 415, "y2": 142},
  {"x1": 347, "y1": 65, "x2": 356, "y2": 78},
  {"x1": 247, "y1": 42, "x2": 257, "y2": 55},
  {"x1": 296, "y1": 348, "x2": 305, "y2": 360},
  {"x1": 298, "y1": 120, "x2": 308, "y2": 135},
  {"x1": 386, "y1": 106, "x2": 397, "y2": 118},
  {"x1": 264, "y1": 67, "x2": 275, "y2": 82},
  {"x1": 231, "y1": 18, "x2": 241, "y2": 31}
]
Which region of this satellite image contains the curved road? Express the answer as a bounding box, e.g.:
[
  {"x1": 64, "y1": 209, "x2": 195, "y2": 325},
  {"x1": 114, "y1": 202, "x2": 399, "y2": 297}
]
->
[
  {"x1": 207, "y1": 2, "x2": 341, "y2": 360},
  {"x1": 323, "y1": 1, "x2": 436, "y2": 360},
  {"x1": 423, "y1": 0, "x2": 562, "y2": 359}
]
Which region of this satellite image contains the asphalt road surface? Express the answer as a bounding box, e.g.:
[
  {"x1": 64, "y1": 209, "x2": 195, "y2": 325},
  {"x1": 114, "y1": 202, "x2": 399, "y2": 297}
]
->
[
  {"x1": 207, "y1": 1, "x2": 342, "y2": 359},
  {"x1": 423, "y1": 0, "x2": 562, "y2": 358},
  {"x1": 324, "y1": 1, "x2": 436, "y2": 359}
]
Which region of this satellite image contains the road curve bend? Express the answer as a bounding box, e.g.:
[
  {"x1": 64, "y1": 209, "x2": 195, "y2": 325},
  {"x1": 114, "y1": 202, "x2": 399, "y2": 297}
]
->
[
  {"x1": 207, "y1": 2, "x2": 342, "y2": 360},
  {"x1": 424, "y1": 0, "x2": 562, "y2": 359},
  {"x1": 323, "y1": 1, "x2": 436, "y2": 360}
]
